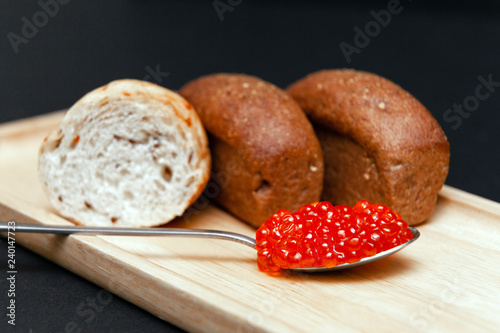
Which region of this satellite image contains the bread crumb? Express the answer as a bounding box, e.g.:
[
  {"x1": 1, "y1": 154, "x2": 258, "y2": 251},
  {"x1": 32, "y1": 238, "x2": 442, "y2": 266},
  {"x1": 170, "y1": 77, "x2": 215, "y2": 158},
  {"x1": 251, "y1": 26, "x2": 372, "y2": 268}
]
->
[
  {"x1": 363, "y1": 172, "x2": 370, "y2": 180},
  {"x1": 317, "y1": 83, "x2": 323, "y2": 90},
  {"x1": 378, "y1": 102, "x2": 386, "y2": 110},
  {"x1": 310, "y1": 165, "x2": 318, "y2": 172},
  {"x1": 242, "y1": 83, "x2": 249, "y2": 88}
]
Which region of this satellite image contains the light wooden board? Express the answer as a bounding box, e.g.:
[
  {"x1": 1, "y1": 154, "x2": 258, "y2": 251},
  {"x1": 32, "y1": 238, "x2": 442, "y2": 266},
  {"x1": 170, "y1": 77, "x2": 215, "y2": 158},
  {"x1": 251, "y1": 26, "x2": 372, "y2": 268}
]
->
[{"x1": 1, "y1": 111, "x2": 500, "y2": 333}]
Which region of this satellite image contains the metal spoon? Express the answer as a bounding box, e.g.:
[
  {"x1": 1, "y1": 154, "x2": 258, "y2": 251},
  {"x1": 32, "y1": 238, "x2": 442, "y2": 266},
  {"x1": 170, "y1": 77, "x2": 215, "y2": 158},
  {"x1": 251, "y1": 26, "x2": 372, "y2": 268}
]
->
[{"x1": 0, "y1": 222, "x2": 419, "y2": 272}]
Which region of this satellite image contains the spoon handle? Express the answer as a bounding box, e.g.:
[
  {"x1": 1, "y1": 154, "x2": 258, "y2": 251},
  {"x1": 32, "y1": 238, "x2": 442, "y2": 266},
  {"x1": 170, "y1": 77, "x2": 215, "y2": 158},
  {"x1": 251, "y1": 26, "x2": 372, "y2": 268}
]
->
[{"x1": 0, "y1": 222, "x2": 257, "y2": 249}]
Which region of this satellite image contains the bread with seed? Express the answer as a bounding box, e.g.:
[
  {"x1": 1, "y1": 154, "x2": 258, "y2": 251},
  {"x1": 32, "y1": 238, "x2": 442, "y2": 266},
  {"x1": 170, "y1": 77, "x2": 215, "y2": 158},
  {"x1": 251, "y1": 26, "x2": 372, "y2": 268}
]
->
[
  {"x1": 287, "y1": 69, "x2": 450, "y2": 225},
  {"x1": 180, "y1": 73, "x2": 324, "y2": 227}
]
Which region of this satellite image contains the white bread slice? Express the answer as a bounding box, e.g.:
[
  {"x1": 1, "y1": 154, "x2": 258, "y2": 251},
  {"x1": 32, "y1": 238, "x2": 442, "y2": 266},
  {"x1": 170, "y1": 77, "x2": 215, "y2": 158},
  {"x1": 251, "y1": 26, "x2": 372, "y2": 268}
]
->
[{"x1": 38, "y1": 79, "x2": 211, "y2": 227}]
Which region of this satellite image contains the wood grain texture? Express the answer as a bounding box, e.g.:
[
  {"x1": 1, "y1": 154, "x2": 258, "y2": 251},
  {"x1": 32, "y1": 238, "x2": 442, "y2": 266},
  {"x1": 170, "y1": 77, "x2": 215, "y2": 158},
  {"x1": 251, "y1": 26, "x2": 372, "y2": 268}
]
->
[{"x1": 1, "y1": 111, "x2": 499, "y2": 333}]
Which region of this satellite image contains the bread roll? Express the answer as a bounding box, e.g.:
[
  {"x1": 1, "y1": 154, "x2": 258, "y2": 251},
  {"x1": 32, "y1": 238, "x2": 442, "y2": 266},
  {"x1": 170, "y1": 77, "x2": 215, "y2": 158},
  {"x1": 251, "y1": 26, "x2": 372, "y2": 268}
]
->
[
  {"x1": 180, "y1": 74, "x2": 324, "y2": 227},
  {"x1": 287, "y1": 69, "x2": 450, "y2": 225},
  {"x1": 39, "y1": 79, "x2": 211, "y2": 227}
]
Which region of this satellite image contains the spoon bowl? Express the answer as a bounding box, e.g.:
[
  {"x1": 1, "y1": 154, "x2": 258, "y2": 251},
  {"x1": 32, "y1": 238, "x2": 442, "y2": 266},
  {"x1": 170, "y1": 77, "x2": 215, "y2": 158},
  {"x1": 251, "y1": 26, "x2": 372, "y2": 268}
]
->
[
  {"x1": 292, "y1": 227, "x2": 420, "y2": 272},
  {"x1": 0, "y1": 222, "x2": 419, "y2": 272}
]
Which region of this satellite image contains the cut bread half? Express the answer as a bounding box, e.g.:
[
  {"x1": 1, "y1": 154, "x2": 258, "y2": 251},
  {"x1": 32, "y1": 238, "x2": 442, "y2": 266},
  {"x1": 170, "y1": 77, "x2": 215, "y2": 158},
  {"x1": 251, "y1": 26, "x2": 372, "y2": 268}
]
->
[{"x1": 39, "y1": 79, "x2": 211, "y2": 227}]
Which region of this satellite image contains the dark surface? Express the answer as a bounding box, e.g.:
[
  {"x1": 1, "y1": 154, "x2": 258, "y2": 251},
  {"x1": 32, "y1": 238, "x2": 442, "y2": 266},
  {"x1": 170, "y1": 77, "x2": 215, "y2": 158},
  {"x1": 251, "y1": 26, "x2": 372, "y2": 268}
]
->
[
  {"x1": 0, "y1": 237, "x2": 181, "y2": 333},
  {"x1": 0, "y1": 1, "x2": 499, "y2": 332}
]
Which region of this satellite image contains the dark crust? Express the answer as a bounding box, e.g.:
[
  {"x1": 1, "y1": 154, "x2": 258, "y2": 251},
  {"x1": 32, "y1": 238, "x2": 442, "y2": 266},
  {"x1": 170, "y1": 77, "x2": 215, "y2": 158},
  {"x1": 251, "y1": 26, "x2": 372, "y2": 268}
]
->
[
  {"x1": 287, "y1": 69, "x2": 450, "y2": 225},
  {"x1": 180, "y1": 73, "x2": 324, "y2": 227}
]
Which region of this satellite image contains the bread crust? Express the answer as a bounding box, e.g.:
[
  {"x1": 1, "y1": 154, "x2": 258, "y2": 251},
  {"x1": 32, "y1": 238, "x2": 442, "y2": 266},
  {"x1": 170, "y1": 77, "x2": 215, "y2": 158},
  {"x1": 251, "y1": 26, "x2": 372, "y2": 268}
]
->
[
  {"x1": 287, "y1": 69, "x2": 450, "y2": 225},
  {"x1": 39, "y1": 79, "x2": 211, "y2": 227},
  {"x1": 180, "y1": 74, "x2": 324, "y2": 227}
]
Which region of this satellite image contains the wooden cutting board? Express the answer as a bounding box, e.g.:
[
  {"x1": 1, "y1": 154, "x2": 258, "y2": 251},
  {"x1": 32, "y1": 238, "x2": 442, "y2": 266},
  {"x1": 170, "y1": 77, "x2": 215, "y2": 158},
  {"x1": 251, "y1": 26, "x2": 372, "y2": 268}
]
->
[{"x1": 1, "y1": 111, "x2": 500, "y2": 333}]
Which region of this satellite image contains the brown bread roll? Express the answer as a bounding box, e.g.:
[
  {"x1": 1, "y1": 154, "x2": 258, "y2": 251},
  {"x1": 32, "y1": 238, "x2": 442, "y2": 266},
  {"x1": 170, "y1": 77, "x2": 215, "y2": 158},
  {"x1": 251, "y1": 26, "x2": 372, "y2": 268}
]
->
[
  {"x1": 287, "y1": 69, "x2": 450, "y2": 225},
  {"x1": 180, "y1": 74, "x2": 324, "y2": 227}
]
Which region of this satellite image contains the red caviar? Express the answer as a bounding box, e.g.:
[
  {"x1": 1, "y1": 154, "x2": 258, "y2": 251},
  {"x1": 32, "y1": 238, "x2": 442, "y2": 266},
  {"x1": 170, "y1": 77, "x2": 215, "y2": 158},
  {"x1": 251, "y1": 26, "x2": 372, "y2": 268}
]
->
[{"x1": 256, "y1": 200, "x2": 413, "y2": 273}]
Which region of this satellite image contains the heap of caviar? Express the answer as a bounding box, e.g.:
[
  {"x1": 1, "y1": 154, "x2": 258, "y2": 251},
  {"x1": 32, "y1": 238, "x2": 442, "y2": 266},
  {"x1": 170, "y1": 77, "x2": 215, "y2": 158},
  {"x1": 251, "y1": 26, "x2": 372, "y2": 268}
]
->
[{"x1": 256, "y1": 200, "x2": 414, "y2": 273}]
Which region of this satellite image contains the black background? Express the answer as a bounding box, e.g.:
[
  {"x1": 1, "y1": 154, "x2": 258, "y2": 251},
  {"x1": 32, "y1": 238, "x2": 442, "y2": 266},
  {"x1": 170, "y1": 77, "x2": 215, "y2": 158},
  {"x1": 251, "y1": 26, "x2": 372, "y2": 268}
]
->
[{"x1": 1, "y1": 1, "x2": 499, "y2": 332}]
